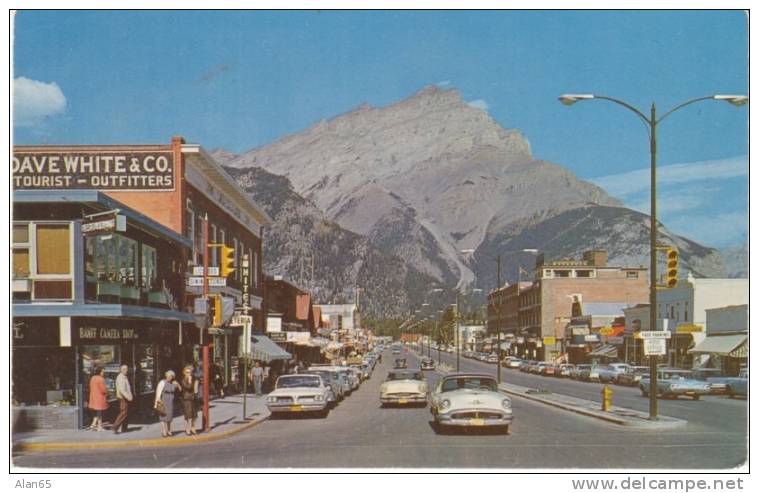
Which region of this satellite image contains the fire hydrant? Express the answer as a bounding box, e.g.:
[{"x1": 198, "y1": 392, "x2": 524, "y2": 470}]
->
[{"x1": 601, "y1": 385, "x2": 613, "y2": 411}]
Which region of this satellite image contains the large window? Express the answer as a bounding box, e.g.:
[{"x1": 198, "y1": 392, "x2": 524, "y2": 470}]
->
[
  {"x1": 141, "y1": 244, "x2": 157, "y2": 290},
  {"x1": 13, "y1": 222, "x2": 73, "y2": 300}
]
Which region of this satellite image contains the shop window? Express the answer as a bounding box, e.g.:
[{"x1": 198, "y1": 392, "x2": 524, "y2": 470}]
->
[
  {"x1": 210, "y1": 224, "x2": 218, "y2": 267},
  {"x1": 36, "y1": 224, "x2": 71, "y2": 275},
  {"x1": 555, "y1": 270, "x2": 570, "y2": 277},
  {"x1": 141, "y1": 244, "x2": 158, "y2": 290},
  {"x1": 576, "y1": 270, "x2": 592, "y2": 278},
  {"x1": 13, "y1": 223, "x2": 31, "y2": 280},
  {"x1": 81, "y1": 345, "x2": 121, "y2": 402},
  {"x1": 136, "y1": 344, "x2": 156, "y2": 395}
]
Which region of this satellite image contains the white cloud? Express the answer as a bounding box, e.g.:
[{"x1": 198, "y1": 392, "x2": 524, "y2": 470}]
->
[
  {"x1": 590, "y1": 156, "x2": 748, "y2": 198},
  {"x1": 14, "y1": 77, "x2": 67, "y2": 127},
  {"x1": 466, "y1": 99, "x2": 489, "y2": 111},
  {"x1": 625, "y1": 183, "x2": 722, "y2": 215},
  {"x1": 435, "y1": 80, "x2": 451, "y2": 87}
]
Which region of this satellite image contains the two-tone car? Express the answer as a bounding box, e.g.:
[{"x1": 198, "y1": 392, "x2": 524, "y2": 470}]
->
[
  {"x1": 379, "y1": 369, "x2": 429, "y2": 406},
  {"x1": 557, "y1": 364, "x2": 575, "y2": 378},
  {"x1": 430, "y1": 373, "x2": 512, "y2": 434},
  {"x1": 420, "y1": 357, "x2": 435, "y2": 371},
  {"x1": 265, "y1": 374, "x2": 332, "y2": 417},
  {"x1": 639, "y1": 369, "x2": 711, "y2": 400},
  {"x1": 394, "y1": 358, "x2": 408, "y2": 369}
]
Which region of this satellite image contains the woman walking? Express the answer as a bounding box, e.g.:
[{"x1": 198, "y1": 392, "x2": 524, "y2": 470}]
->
[
  {"x1": 87, "y1": 366, "x2": 108, "y2": 431},
  {"x1": 179, "y1": 365, "x2": 199, "y2": 435},
  {"x1": 154, "y1": 370, "x2": 179, "y2": 438}
]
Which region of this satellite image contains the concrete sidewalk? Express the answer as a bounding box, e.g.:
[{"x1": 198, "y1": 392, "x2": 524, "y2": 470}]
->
[
  {"x1": 498, "y1": 382, "x2": 687, "y2": 429},
  {"x1": 13, "y1": 394, "x2": 271, "y2": 452}
]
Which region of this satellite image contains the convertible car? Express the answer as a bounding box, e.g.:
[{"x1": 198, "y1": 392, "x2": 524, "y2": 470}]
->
[{"x1": 379, "y1": 369, "x2": 428, "y2": 406}]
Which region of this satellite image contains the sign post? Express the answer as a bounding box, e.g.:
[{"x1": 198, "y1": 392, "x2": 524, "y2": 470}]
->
[{"x1": 640, "y1": 331, "x2": 670, "y2": 421}]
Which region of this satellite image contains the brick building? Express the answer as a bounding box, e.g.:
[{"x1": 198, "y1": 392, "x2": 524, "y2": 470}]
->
[{"x1": 488, "y1": 250, "x2": 649, "y2": 361}]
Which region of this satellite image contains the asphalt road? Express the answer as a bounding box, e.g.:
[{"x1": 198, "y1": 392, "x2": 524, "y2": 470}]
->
[{"x1": 13, "y1": 348, "x2": 747, "y2": 469}]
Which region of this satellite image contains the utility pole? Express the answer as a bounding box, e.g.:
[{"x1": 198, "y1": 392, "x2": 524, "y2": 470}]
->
[
  {"x1": 648, "y1": 103, "x2": 659, "y2": 420},
  {"x1": 455, "y1": 293, "x2": 460, "y2": 373}
]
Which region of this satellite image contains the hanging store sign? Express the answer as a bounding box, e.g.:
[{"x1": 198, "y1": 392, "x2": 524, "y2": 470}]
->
[
  {"x1": 12, "y1": 151, "x2": 175, "y2": 191},
  {"x1": 82, "y1": 213, "x2": 127, "y2": 236},
  {"x1": 187, "y1": 276, "x2": 227, "y2": 287},
  {"x1": 542, "y1": 336, "x2": 556, "y2": 345},
  {"x1": 268, "y1": 332, "x2": 288, "y2": 342},
  {"x1": 675, "y1": 324, "x2": 704, "y2": 334}
]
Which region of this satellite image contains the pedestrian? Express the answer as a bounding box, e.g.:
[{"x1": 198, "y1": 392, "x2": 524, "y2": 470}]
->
[
  {"x1": 179, "y1": 365, "x2": 198, "y2": 435},
  {"x1": 154, "y1": 370, "x2": 179, "y2": 438},
  {"x1": 212, "y1": 359, "x2": 225, "y2": 397},
  {"x1": 112, "y1": 364, "x2": 133, "y2": 434},
  {"x1": 251, "y1": 361, "x2": 264, "y2": 396},
  {"x1": 87, "y1": 366, "x2": 108, "y2": 431}
]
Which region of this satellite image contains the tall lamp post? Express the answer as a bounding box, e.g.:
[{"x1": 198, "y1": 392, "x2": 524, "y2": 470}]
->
[{"x1": 559, "y1": 92, "x2": 747, "y2": 420}]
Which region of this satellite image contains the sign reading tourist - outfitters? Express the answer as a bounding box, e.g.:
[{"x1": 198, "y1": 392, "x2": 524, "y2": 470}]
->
[{"x1": 12, "y1": 150, "x2": 175, "y2": 191}]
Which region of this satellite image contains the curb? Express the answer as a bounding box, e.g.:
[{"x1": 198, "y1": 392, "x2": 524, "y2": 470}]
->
[
  {"x1": 14, "y1": 414, "x2": 269, "y2": 453},
  {"x1": 499, "y1": 385, "x2": 687, "y2": 429}
]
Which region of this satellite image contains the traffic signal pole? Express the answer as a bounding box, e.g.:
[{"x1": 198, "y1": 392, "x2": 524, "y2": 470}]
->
[{"x1": 202, "y1": 214, "x2": 211, "y2": 432}]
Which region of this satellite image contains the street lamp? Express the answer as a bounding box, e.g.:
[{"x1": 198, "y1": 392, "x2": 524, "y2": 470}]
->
[{"x1": 559, "y1": 92, "x2": 747, "y2": 420}]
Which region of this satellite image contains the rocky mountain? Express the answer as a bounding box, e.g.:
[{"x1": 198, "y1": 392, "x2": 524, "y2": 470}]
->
[
  {"x1": 210, "y1": 148, "x2": 238, "y2": 164},
  {"x1": 721, "y1": 244, "x2": 748, "y2": 278},
  {"x1": 224, "y1": 85, "x2": 725, "y2": 300},
  {"x1": 224, "y1": 165, "x2": 443, "y2": 318},
  {"x1": 473, "y1": 205, "x2": 725, "y2": 290}
]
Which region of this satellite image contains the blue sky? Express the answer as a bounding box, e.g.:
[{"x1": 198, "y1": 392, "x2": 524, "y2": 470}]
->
[{"x1": 12, "y1": 10, "x2": 748, "y2": 248}]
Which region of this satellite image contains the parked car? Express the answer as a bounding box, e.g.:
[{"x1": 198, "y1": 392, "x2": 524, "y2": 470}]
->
[
  {"x1": 379, "y1": 370, "x2": 428, "y2": 406},
  {"x1": 394, "y1": 358, "x2": 408, "y2": 369},
  {"x1": 580, "y1": 364, "x2": 608, "y2": 382},
  {"x1": 429, "y1": 373, "x2": 512, "y2": 434},
  {"x1": 534, "y1": 362, "x2": 552, "y2": 375},
  {"x1": 420, "y1": 358, "x2": 435, "y2": 371},
  {"x1": 557, "y1": 364, "x2": 575, "y2": 378},
  {"x1": 266, "y1": 374, "x2": 331, "y2": 417},
  {"x1": 616, "y1": 366, "x2": 649, "y2": 386},
  {"x1": 639, "y1": 369, "x2": 711, "y2": 400},
  {"x1": 725, "y1": 369, "x2": 748, "y2": 398},
  {"x1": 519, "y1": 360, "x2": 536, "y2": 372},
  {"x1": 486, "y1": 354, "x2": 500, "y2": 364},
  {"x1": 304, "y1": 368, "x2": 346, "y2": 401},
  {"x1": 528, "y1": 361, "x2": 544, "y2": 374},
  {"x1": 503, "y1": 357, "x2": 522, "y2": 369},
  {"x1": 598, "y1": 363, "x2": 632, "y2": 383},
  {"x1": 570, "y1": 364, "x2": 590, "y2": 380}
]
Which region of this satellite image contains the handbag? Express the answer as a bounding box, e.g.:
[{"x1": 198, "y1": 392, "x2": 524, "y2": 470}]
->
[{"x1": 154, "y1": 381, "x2": 167, "y2": 415}]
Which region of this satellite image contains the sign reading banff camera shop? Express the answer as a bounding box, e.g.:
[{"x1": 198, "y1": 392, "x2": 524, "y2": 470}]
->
[{"x1": 12, "y1": 151, "x2": 175, "y2": 191}]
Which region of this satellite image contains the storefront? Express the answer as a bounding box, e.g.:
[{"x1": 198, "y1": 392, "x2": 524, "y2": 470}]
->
[{"x1": 12, "y1": 315, "x2": 189, "y2": 430}]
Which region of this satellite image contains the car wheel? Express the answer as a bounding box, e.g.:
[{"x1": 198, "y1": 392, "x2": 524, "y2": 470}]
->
[
  {"x1": 316, "y1": 409, "x2": 329, "y2": 418},
  {"x1": 692, "y1": 394, "x2": 700, "y2": 401},
  {"x1": 726, "y1": 386, "x2": 735, "y2": 398},
  {"x1": 502, "y1": 425, "x2": 510, "y2": 435}
]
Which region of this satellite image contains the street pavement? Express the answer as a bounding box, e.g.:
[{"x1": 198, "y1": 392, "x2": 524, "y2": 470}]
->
[{"x1": 13, "y1": 347, "x2": 747, "y2": 469}]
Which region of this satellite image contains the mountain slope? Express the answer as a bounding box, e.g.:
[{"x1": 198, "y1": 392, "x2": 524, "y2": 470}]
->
[
  {"x1": 224, "y1": 165, "x2": 440, "y2": 318},
  {"x1": 226, "y1": 85, "x2": 620, "y2": 286}
]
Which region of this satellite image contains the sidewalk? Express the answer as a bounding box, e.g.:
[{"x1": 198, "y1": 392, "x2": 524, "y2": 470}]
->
[
  {"x1": 13, "y1": 394, "x2": 271, "y2": 452},
  {"x1": 498, "y1": 382, "x2": 687, "y2": 430}
]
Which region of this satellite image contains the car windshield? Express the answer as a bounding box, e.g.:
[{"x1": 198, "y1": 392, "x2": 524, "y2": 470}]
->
[
  {"x1": 387, "y1": 371, "x2": 424, "y2": 381},
  {"x1": 305, "y1": 371, "x2": 332, "y2": 383},
  {"x1": 277, "y1": 375, "x2": 321, "y2": 388},
  {"x1": 661, "y1": 371, "x2": 692, "y2": 380},
  {"x1": 633, "y1": 368, "x2": 650, "y2": 375},
  {"x1": 441, "y1": 377, "x2": 498, "y2": 392}
]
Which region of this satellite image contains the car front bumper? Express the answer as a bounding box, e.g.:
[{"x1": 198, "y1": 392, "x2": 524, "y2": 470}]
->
[
  {"x1": 381, "y1": 394, "x2": 428, "y2": 404},
  {"x1": 267, "y1": 402, "x2": 328, "y2": 413},
  {"x1": 436, "y1": 408, "x2": 513, "y2": 427}
]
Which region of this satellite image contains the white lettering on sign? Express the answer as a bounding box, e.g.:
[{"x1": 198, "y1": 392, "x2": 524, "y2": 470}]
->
[
  {"x1": 187, "y1": 276, "x2": 227, "y2": 287},
  {"x1": 78, "y1": 327, "x2": 139, "y2": 340}
]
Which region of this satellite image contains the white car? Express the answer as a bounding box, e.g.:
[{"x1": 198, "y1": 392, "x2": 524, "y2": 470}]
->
[
  {"x1": 266, "y1": 374, "x2": 331, "y2": 417},
  {"x1": 380, "y1": 369, "x2": 429, "y2": 406},
  {"x1": 430, "y1": 373, "x2": 512, "y2": 433}
]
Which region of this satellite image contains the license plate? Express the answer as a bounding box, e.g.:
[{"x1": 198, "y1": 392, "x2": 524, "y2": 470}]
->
[
  {"x1": 398, "y1": 399, "x2": 408, "y2": 404},
  {"x1": 290, "y1": 405, "x2": 303, "y2": 411},
  {"x1": 470, "y1": 418, "x2": 485, "y2": 426}
]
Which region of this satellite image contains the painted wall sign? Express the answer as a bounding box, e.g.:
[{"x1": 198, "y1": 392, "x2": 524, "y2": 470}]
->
[{"x1": 12, "y1": 151, "x2": 175, "y2": 190}]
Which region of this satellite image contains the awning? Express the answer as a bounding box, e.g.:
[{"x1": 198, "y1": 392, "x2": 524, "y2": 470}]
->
[
  {"x1": 250, "y1": 335, "x2": 291, "y2": 362},
  {"x1": 588, "y1": 344, "x2": 618, "y2": 358},
  {"x1": 689, "y1": 334, "x2": 747, "y2": 356}
]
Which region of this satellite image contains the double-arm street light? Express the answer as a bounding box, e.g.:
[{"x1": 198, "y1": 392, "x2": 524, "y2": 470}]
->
[{"x1": 559, "y1": 92, "x2": 747, "y2": 420}]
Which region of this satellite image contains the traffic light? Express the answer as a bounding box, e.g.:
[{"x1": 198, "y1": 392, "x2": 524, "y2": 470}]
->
[
  {"x1": 212, "y1": 295, "x2": 222, "y2": 327},
  {"x1": 665, "y1": 248, "x2": 679, "y2": 288},
  {"x1": 220, "y1": 245, "x2": 235, "y2": 278}
]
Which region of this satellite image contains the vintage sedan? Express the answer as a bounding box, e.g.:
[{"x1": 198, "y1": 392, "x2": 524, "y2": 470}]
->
[
  {"x1": 502, "y1": 357, "x2": 523, "y2": 369},
  {"x1": 570, "y1": 364, "x2": 591, "y2": 380},
  {"x1": 394, "y1": 358, "x2": 408, "y2": 369},
  {"x1": 616, "y1": 366, "x2": 649, "y2": 386},
  {"x1": 725, "y1": 369, "x2": 748, "y2": 398},
  {"x1": 486, "y1": 354, "x2": 500, "y2": 364},
  {"x1": 266, "y1": 374, "x2": 331, "y2": 417},
  {"x1": 557, "y1": 364, "x2": 575, "y2": 378},
  {"x1": 639, "y1": 369, "x2": 711, "y2": 400},
  {"x1": 598, "y1": 363, "x2": 632, "y2": 383},
  {"x1": 430, "y1": 373, "x2": 512, "y2": 433},
  {"x1": 379, "y1": 370, "x2": 429, "y2": 406},
  {"x1": 303, "y1": 369, "x2": 344, "y2": 402},
  {"x1": 420, "y1": 358, "x2": 435, "y2": 370}
]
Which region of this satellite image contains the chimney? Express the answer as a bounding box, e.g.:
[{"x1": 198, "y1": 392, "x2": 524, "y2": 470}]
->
[{"x1": 583, "y1": 250, "x2": 607, "y2": 267}]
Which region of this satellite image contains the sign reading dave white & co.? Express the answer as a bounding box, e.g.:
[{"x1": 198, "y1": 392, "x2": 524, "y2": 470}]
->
[{"x1": 12, "y1": 150, "x2": 175, "y2": 190}]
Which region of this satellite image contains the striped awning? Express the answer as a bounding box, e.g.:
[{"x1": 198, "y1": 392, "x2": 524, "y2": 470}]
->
[
  {"x1": 588, "y1": 344, "x2": 618, "y2": 358},
  {"x1": 250, "y1": 335, "x2": 291, "y2": 362},
  {"x1": 690, "y1": 334, "x2": 747, "y2": 357}
]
